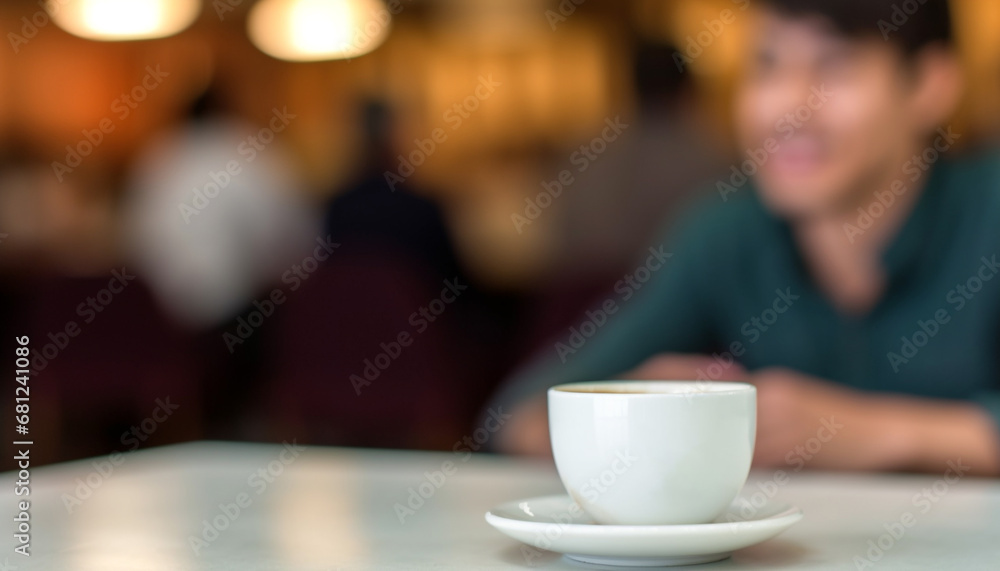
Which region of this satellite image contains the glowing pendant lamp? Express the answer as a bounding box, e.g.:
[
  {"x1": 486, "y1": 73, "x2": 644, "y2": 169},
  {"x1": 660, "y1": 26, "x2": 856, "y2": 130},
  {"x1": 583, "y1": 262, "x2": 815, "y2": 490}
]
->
[
  {"x1": 48, "y1": 0, "x2": 201, "y2": 41},
  {"x1": 248, "y1": 0, "x2": 392, "y2": 62}
]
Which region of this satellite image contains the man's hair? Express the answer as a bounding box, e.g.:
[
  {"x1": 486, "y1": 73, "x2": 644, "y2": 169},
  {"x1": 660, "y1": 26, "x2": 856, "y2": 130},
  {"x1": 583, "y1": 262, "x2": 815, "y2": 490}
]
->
[{"x1": 760, "y1": 0, "x2": 953, "y2": 57}]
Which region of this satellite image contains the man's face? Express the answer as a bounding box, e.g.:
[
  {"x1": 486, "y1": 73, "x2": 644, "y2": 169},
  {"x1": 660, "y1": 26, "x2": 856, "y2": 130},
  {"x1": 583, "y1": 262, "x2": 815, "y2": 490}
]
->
[{"x1": 735, "y1": 10, "x2": 921, "y2": 219}]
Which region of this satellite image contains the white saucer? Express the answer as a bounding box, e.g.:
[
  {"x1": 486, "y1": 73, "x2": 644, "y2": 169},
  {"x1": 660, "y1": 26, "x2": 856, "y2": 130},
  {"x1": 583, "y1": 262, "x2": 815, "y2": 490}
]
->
[{"x1": 485, "y1": 495, "x2": 803, "y2": 567}]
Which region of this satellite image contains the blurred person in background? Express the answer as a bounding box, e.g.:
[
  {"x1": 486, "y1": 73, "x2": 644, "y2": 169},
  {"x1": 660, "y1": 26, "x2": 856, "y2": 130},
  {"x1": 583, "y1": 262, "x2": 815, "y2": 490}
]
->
[
  {"x1": 121, "y1": 87, "x2": 319, "y2": 440},
  {"x1": 251, "y1": 99, "x2": 523, "y2": 449},
  {"x1": 323, "y1": 100, "x2": 467, "y2": 292},
  {"x1": 122, "y1": 88, "x2": 317, "y2": 331},
  {"x1": 0, "y1": 15, "x2": 212, "y2": 462},
  {"x1": 323, "y1": 99, "x2": 525, "y2": 395},
  {"x1": 491, "y1": 0, "x2": 1000, "y2": 476}
]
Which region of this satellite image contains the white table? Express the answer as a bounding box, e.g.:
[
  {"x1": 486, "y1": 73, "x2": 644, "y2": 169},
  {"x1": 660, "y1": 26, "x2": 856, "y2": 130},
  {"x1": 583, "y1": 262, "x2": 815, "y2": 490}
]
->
[{"x1": 2, "y1": 441, "x2": 999, "y2": 570}]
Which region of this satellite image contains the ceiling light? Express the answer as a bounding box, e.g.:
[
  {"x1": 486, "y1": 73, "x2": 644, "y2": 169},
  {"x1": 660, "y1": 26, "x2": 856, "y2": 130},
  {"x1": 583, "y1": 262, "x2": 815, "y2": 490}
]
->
[
  {"x1": 48, "y1": 0, "x2": 201, "y2": 41},
  {"x1": 248, "y1": 0, "x2": 392, "y2": 62}
]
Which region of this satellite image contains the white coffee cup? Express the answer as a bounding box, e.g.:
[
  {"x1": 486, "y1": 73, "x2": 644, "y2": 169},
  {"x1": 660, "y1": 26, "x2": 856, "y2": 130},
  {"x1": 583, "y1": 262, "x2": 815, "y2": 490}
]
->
[{"x1": 548, "y1": 380, "x2": 756, "y2": 525}]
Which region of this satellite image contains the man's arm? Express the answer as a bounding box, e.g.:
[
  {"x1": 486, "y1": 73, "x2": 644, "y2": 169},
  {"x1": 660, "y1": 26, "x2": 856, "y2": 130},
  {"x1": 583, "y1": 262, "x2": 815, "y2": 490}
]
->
[
  {"x1": 489, "y1": 212, "x2": 727, "y2": 455},
  {"x1": 750, "y1": 367, "x2": 1000, "y2": 476}
]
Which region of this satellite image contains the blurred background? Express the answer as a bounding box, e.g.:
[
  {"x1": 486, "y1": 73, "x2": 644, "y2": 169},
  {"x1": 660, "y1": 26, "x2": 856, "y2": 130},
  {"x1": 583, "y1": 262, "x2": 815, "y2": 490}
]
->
[{"x1": 2, "y1": 0, "x2": 1000, "y2": 467}]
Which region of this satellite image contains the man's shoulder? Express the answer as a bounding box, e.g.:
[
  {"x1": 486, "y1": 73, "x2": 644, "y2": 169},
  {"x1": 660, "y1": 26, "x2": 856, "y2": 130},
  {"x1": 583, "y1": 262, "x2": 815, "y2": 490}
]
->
[
  {"x1": 665, "y1": 186, "x2": 776, "y2": 247},
  {"x1": 934, "y1": 147, "x2": 1000, "y2": 236},
  {"x1": 647, "y1": 186, "x2": 778, "y2": 283},
  {"x1": 946, "y1": 146, "x2": 1000, "y2": 199}
]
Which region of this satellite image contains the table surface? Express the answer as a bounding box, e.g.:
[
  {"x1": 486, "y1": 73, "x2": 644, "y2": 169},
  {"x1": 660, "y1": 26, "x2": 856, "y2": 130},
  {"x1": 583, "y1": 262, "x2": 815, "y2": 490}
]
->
[{"x1": 2, "y1": 441, "x2": 999, "y2": 570}]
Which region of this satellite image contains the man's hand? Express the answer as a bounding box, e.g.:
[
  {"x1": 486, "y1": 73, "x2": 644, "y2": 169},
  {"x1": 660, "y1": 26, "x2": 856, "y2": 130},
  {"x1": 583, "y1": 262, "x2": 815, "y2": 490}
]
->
[
  {"x1": 496, "y1": 394, "x2": 551, "y2": 457},
  {"x1": 498, "y1": 357, "x2": 1000, "y2": 476},
  {"x1": 749, "y1": 367, "x2": 1000, "y2": 475},
  {"x1": 749, "y1": 367, "x2": 900, "y2": 470}
]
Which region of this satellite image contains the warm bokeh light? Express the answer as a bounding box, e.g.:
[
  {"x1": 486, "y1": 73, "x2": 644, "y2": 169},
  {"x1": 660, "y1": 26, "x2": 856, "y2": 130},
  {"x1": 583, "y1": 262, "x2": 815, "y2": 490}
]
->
[
  {"x1": 248, "y1": 0, "x2": 392, "y2": 62},
  {"x1": 47, "y1": 0, "x2": 201, "y2": 41}
]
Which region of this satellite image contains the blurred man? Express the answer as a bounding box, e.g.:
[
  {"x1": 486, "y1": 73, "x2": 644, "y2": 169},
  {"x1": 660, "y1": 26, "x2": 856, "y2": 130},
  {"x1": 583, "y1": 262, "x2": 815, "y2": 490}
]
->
[{"x1": 491, "y1": 0, "x2": 1000, "y2": 476}]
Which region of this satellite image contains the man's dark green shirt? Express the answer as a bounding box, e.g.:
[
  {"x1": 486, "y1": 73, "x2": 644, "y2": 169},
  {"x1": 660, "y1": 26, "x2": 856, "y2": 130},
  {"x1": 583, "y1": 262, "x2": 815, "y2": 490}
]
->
[{"x1": 494, "y1": 148, "x2": 1000, "y2": 430}]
